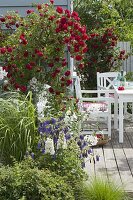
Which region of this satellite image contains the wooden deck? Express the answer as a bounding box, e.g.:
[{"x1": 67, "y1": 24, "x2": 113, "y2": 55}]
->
[{"x1": 84, "y1": 120, "x2": 133, "y2": 195}]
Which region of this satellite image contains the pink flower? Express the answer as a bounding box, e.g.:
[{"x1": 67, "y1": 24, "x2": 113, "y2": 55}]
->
[{"x1": 56, "y1": 6, "x2": 63, "y2": 14}]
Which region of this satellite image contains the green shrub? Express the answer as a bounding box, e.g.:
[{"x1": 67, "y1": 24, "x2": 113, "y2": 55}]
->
[
  {"x1": 36, "y1": 139, "x2": 87, "y2": 198},
  {"x1": 79, "y1": 177, "x2": 126, "y2": 200},
  {"x1": 0, "y1": 92, "x2": 37, "y2": 164},
  {"x1": 0, "y1": 159, "x2": 75, "y2": 200}
]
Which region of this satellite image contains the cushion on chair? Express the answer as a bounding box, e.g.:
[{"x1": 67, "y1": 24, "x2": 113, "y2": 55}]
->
[{"x1": 82, "y1": 102, "x2": 108, "y2": 112}]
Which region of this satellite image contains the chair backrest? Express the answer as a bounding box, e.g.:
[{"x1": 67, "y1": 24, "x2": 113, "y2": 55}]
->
[
  {"x1": 97, "y1": 72, "x2": 119, "y2": 90},
  {"x1": 74, "y1": 76, "x2": 82, "y2": 100}
]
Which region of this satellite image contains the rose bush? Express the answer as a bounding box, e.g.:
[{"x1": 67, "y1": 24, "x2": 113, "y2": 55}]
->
[
  {"x1": 0, "y1": 0, "x2": 88, "y2": 94},
  {"x1": 78, "y1": 28, "x2": 127, "y2": 89}
]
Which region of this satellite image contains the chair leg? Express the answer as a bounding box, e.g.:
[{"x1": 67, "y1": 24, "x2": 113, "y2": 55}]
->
[
  {"x1": 132, "y1": 103, "x2": 133, "y2": 122},
  {"x1": 108, "y1": 104, "x2": 111, "y2": 137},
  {"x1": 124, "y1": 102, "x2": 127, "y2": 115}
]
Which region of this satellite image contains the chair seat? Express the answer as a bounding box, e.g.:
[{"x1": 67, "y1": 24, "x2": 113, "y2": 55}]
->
[{"x1": 82, "y1": 102, "x2": 108, "y2": 112}]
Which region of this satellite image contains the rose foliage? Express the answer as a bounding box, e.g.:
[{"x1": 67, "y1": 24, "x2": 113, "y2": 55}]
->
[
  {"x1": 0, "y1": 1, "x2": 88, "y2": 94},
  {"x1": 79, "y1": 28, "x2": 127, "y2": 89}
]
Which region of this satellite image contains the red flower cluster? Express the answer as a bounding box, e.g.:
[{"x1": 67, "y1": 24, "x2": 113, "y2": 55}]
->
[{"x1": 0, "y1": 0, "x2": 88, "y2": 94}]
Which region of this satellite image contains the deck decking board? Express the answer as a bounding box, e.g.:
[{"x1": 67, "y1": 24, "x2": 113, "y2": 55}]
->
[{"x1": 84, "y1": 121, "x2": 133, "y2": 194}]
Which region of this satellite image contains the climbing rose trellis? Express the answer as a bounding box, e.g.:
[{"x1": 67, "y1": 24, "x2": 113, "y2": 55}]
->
[{"x1": 0, "y1": 0, "x2": 88, "y2": 94}]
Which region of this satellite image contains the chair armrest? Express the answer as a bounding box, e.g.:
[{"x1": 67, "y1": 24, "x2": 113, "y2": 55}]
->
[
  {"x1": 81, "y1": 89, "x2": 114, "y2": 97},
  {"x1": 82, "y1": 97, "x2": 111, "y2": 102}
]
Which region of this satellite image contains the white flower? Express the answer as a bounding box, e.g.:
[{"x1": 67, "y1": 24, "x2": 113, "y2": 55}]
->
[
  {"x1": 84, "y1": 135, "x2": 98, "y2": 146},
  {"x1": 31, "y1": 77, "x2": 37, "y2": 84},
  {"x1": 45, "y1": 138, "x2": 55, "y2": 155},
  {"x1": 70, "y1": 113, "x2": 78, "y2": 121},
  {"x1": 64, "y1": 115, "x2": 70, "y2": 123},
  {"x1": 66, "y1": 109, "x2": 71, "y2": 116},
  {"x1": 0, "y1": 67, "x2": 7, "y2": 80},
  {"x1": 57, "y1": 134, "x2": 67, "y2": 150}
]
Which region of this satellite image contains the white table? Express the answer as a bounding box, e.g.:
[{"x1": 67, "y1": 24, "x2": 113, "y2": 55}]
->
[{"x1": 114, "y1": 88, "x2": 133, "y2": 143}]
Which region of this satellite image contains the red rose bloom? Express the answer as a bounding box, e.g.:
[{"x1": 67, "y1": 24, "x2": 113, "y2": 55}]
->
[
  {"x1": 26, "y1": 64, "x2": 33, "y2": 70},
  {"x1": 20, "y1": 85, "x2": 27, "y2": 92},
  {"x1": 37, "y1": 4, "x2": 42, "y2": 9},
  {"x1": 56, "y1": 6, "x2": 63, "y2": 14},
  {"x1": 49, "y1": 87, "x2": 54, "y2": 93},
  {"x1": 37, "y1": 51, "x2": 43, "y2": 57},
  {"x1": 0, "y1": 47, "x2": 6, "y2": 54},
  {"x1": 55, "y1": 68, "x2": 60, "y2": 73},
  {"x1": 27, "y1": 10, "x2": 34, "y2": 14},
  {"x1": 64, "y1": 70, "x2": 71, "y2": 76},
  {"x1": 66, "y1": 79, "x2": 72, "y2": 86},
  {"x1": 55, "y1": 57, "x2": 60, "y2": 62},
  {"x1": 61, "y1": 77, "x2": 65, "y2": 81},
  {"x1": 75, "y1": 55, "x2": 82, "y2": 61},
  {"x1": 55, "y1": 91, "x2": 60, "y2": 95},
  {"x1": 14, "y1": 83, "x2": 20, "y2": 90},
  {"x1": 48, "y1": 63, "x2": 54, "y2": 68},
  {"x1": 24, "y1": 51, "x2": 29, "y2": 57},
  {"x1": 0, "y1": 17, "x2": 5, "y2": 22},
  {"x1": 50, "y1": 0, "x2": 54, "y2": 4},
  {"x1": 7, "y1": 47, "x2": 13, "y2": 53}
]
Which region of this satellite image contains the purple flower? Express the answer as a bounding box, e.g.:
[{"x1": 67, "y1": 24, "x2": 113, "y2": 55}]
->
[
  {"x1": 37, "y1": 142, "x2": 41, "y2": 149},
  {"x1": 31, "y1": 152, "x2": 34, "y2": 159},
  {"x1": 65, "y1": 134, "x2": 71, "y2": 140},
  {"x1": 42, "y1": 148, "x2": 45, "y2": 154},
  {"x1": 64, "y1": 127, "x2": 69, "y2": 133},
  {"x1": 80, "y1": 135, "x2": 84, "y2": 140},
  {"x1": 51, "y1": 118, "x2": 56, "y2": 124},
  {"x1": 77, "y1": 140, "x2": 82, "y2": 146},
  {"x1": 96, "y1": 155, "x2": 100, "y2": 161},
  {"x1": 53, "y1": 136, "x2": 58, "y2": 144},
  {"x1": 88, "y1": 148, "x2": 92, "y2": 154},
  {"x1": 81, "y1": 162, "x2": 85, "y2": 168}
]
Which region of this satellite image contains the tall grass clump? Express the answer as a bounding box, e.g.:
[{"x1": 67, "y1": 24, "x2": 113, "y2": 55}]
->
[
  {"x1": 0, "y1": 92, "x2": 37, "y2": 164},
  {"x1": 79, "y1": 177, "x2": 126, "y2": 200}
]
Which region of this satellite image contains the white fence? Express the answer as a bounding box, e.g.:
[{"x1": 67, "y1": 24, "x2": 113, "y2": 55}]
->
[{"x1": 117, "y1": 41, "x2": 133, "y2": 72}]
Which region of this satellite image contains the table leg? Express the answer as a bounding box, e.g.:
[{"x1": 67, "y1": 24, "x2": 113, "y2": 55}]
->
[
  {"x1": 114, "y1": 92, "x2": 118, "y2": 129},
  {"x1": 119, "y1": 99, "x2": 123, "y2": 143}
]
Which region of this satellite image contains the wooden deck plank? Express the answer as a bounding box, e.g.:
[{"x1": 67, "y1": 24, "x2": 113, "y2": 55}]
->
[
  {"x1": 111, "y1": 129, "x2": 133, "y2": 192},
  {"x1": 84, "y1": 120, "x2": 133, "y2": 193},
  {"x1": 93, "y1": 147, "x2": 108, "y2": 180},
  {"x1": 103, "y1": 145, "x2": 122, "y2": 186},
  {"x1": 84, "y1": 157, "x2": 95, "y2": 178}
]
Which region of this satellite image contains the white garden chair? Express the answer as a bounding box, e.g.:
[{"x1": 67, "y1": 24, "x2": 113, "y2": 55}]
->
[
  {"x1": 74, "y1": 75, "x2": 112, "y2": 137},
  {"x1": 96, "y1": 72, "x2": 129, "y2": 117}
]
